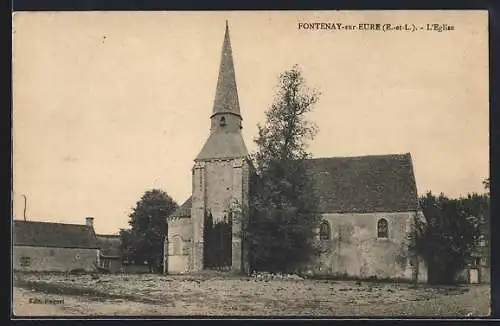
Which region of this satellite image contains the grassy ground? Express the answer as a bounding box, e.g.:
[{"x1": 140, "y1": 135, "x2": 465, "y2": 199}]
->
[{"x1": 12, "y1": 272, "x2": 491, "y2": 317}]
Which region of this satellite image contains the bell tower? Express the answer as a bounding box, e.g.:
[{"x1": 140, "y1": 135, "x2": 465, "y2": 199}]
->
[{"x1": 190, "y1": 21, "x2": 250, "y2": 273}]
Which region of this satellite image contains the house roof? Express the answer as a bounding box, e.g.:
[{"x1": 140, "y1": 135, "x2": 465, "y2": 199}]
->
[
  {"x1": 170, "y1": 196, "x2": 192, "y2": 218},
  {"x1": 13, "y1": 220, "x2": 100, "y2": 249},
  {"x1": 169, "y1": 153, "x2": 419, "y2": 217},
  {"x1": 96, "y1": 234, "x2": 121, "y2": 256},
  {"x1": 304, "y1": 153, "x2": 419, "y2": 213}
]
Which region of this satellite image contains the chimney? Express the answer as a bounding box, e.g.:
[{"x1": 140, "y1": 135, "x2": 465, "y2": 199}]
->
[{"x1": 85, "y1": 217, "x2": 94, "y2": 229}]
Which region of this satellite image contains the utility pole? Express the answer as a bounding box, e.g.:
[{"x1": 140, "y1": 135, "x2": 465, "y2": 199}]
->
[{"x1": 22, "y1": 194, "x2": 27, "y2": 221}]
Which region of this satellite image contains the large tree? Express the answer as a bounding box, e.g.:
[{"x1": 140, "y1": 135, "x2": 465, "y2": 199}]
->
[
  {"x1": 243, "y1": 64, "x2": 322, "y2": 273},
  {"x1": 409, "y1": 189, "x2": 490, "y2": 284},
  {"x1": 121, "y1": 189, "x2": 178, "y2": 273}
]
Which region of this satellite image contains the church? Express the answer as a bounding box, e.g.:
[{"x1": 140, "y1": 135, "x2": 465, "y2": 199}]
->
[{"x1": 164, "y1": 22, "x2": 427, "y2": 283}]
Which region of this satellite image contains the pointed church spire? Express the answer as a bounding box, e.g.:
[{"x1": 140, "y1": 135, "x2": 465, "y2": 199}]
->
[
  {"x1": 212, "y1": 20, "x2": 241, "y2": 118},
  {"x1": 195, "y1": 21, "x2": 248, "y2": 161}
]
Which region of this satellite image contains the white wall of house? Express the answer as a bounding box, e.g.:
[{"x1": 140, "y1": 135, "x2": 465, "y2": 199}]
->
[{"x1": 13, "y1": 245, "x2": 99, "y2": 272}]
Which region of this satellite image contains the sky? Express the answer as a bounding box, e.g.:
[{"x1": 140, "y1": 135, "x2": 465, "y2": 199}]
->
[{"x1": 12, "y1": 11, "x2": 489, "y2": 234}]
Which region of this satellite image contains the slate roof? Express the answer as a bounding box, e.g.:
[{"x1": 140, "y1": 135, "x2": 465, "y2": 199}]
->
[
  {"x1": 212, "y1": 20, "x2": 241, "y2": 118},
  {"x1": 195, "y1": 132, "x2": 249, "y2": 161},
  {"x1": 304, "y1": 153, "x2": 419, "y2": 213},
  {"x1": 96, "y1": 234, "x2": 121, "y2": 256},
  {"x1": 170, "y1": 153, "x2": 419, "y2": 217},
  {"x1": 195, "y1": 22, "x2": 248, "y2": 162},
  {"x1": 13, "y1": 220, "x2": 100, "y2": 249},
  {"x1": 170, "y1": 196, "x2": 192, "y2": 218}
]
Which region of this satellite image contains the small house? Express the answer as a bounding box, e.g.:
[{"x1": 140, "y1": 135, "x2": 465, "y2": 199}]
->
[
  {"x1": 96, "y1": 234, "x2": 123, "y2": 273},
  {"x1": 13, "y1": 217, "x2": 100, "y2": 272}
]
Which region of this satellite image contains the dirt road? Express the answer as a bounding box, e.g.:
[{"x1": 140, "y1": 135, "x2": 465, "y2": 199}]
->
[
  {"x1": 13, "y1": 287, "x2": 167, "y2": 316},
  {"x1": 12, "y1": 273, "x2": 491, "y2": 317}
]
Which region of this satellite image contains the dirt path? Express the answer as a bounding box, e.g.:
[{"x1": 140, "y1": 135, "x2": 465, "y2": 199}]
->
[
  {"x1": 13, "y1": 287, "x2": 165, "y2": 316},
  {"x1": 12, "y1": 274, "x2": 491, "y2": 317}
]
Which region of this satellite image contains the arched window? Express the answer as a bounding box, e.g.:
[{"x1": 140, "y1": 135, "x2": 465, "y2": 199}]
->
[
  {"x1": 220, "y1": 116, "x2": 226, "y2": 126},
  {"x1": 377, "y1": 218, "x2": 388, "y2": 238},
  {"x1": 172, "y1": 236, "x2": 182, "y2": 255},
  {"x1": 319, "y1": 220, "x2": 331, "y2": 240}
]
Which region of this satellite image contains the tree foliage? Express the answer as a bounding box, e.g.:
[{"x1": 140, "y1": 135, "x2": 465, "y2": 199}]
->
[
  {"x1": 482, "y1": 177, "x2": 490, "y2": 192},
  {"x1": 243, "y1": 64, "x2": 322, "y2": 273},
  {"x1": 120, "y1": 189, "x2": 178, "y2": 272},
  {"x1": 409, "y1": 188, "x2": 490, "y2": 284}
]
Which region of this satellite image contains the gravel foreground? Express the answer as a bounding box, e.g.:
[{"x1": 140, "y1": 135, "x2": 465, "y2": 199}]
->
[{"x1": 12, "y1": 272, "x2": 491, "y2": 317}]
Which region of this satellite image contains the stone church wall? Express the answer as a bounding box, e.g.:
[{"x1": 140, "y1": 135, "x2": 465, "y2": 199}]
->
[
  {"x1": 311, "y1": 211, "x2": 426, "y2": 281},
  {"x1": 205, "y1": 159, "x2": 238, "y2": 222},
  {"x1": 166, "y1": 217, "x2": 193, "y2": 274},
  {"x1": 13, "y1": 245, "x2": 99, "y2": 272},
  {"x1": 182, "y1": 158, "x2": 251, "y2": 273}
]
